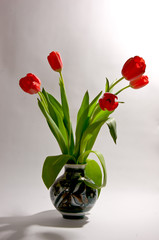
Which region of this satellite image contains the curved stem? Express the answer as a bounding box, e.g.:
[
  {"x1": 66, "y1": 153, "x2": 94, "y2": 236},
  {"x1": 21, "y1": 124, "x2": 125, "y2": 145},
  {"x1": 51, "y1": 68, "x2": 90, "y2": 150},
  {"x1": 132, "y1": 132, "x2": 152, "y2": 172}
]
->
[
  {"x1": 109, "y1": 76, "x2": 124, "y2": 91},
  {"x1": 115, "y1": 85, "x2": 130, "y2": 95}
]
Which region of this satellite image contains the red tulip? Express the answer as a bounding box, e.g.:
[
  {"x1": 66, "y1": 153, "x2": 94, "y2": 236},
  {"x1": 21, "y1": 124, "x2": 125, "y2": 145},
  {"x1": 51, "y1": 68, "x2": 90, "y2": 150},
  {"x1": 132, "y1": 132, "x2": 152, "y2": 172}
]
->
[
  {"x1": 19, "y1": 73, "x2": 41, "y2": 94},
  {"x1": 130, "y1": 75, "x2": 149, "y2": 89},
  {"x1": 122, "y1": 56, "x2": 146, "y2": 80},
  {"x1": 99, "y1": 93, "x2": 118, "y2": 111},
  {"x1": 47, "y1": 51, "x2": 63, "y2": 72}
]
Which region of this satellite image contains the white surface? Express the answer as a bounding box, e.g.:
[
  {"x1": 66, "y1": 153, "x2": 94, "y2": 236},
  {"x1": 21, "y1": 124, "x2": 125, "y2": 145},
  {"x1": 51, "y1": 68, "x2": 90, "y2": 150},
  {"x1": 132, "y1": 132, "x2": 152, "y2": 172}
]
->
[
  {"x1": 0, "y1": 0, "x2": 159, "y2": 239},
  {"x1": 1, "y1": 191, "x2": 159, "y2": 240}
]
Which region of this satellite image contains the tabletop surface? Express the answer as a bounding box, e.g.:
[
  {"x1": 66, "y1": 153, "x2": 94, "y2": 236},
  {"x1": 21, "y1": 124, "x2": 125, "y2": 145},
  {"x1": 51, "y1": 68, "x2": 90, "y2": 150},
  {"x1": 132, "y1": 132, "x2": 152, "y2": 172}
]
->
[{"x1": 1, "y1": 190, "x2": 159, "y2": 240}]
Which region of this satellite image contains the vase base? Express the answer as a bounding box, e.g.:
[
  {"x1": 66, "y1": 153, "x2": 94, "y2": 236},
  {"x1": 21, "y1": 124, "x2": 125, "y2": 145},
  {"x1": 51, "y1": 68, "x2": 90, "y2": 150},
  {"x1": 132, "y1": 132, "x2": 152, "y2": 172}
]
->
[
  {"x1": 61, "y1": 211, "x2": 85, "y2": 220},
  {"x1": 62, "y1": 214, "x2": 85, "y2": 220}
]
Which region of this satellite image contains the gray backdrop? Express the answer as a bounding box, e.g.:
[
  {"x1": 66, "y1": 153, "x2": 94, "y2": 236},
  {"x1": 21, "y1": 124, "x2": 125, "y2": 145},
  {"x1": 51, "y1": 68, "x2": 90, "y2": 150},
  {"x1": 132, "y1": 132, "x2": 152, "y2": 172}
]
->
[{"x1": 0, "y1": 0, "x2": 159, "y2": 239}]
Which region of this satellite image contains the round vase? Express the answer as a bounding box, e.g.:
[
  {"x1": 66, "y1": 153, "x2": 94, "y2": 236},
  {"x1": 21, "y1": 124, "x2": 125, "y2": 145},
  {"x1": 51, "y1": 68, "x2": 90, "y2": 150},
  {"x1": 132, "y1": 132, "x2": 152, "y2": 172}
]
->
[{"x1": 50, "y1": 164, "x2": 98, "y2": 219}]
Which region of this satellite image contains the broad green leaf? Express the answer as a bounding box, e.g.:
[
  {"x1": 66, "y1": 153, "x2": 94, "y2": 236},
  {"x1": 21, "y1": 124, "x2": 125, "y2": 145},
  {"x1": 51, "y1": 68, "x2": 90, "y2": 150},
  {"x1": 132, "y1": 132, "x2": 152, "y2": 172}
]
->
[
  {"x1": 92, "y1": 106, "x2": 112, "y2": 123},
  {"x1": 74, "y1": 91, "x2": 89, "y2": 156},
  {"x1": 42, "y1": 154, "x2": 76, "y2": 189},
  {"x1": 59, "y1": 75, "x2": 74, "y2": 154},
  {"x1": 84, "y1": 115, "x2": 116, "y2": 151},
  {"x1": 78, "y1": 150, "x2": 107, "y2": 189},
  {"x1": 85, "y1": 159, "x2": 102, "y2": 196},
  {"x1": 74, "y1": 109, "x2": 89, "y2": 156},
  {"x1": 77, "y1": 91, "x2": 89, "y2": 123},
  {"x1": 80, "y1": 133, "x2": 92, "y2": 154},
  {"x1": 47, "y1": 92, "x2": 64, "y2": 118},
  {"x1": 38, "y1": 92, "x2": 49, "y2": 112},
  {"x1": 80, "y1": 107, "x2": 112, "y2": 153},
  {"x1": 38, "y1": 99, "x2": 68, "y2": 154},
  {"x1": 42, "y1": 89, "x2": 58, "y2": 125},
  {"x1": 89, "y1": 104, "x2": 101, "y2": 122},
  {"x1": 85, "y1": 122, "x2": 103, "y2": 151},
  {"x1": 88, "y1": 91, "x2": 102, "y2": 117},
  {"x1": 80, "y1": 121, "x2": 104, "y2": 154},
  {"x1": 68, "y1": 126, "x2": 74, "y2": 155},
  {"x1": 59, "y1": 78, "x2": 70, "y2": 127},
  {"x1": 106, "y1": 117, "x2": 117, "y2": 144},
  {"x1": 42, "y1": 88, "x2": 68, "y2": 144},
  {"x1": 90, "y1": 104, "x2": 111, "y2": 124}
]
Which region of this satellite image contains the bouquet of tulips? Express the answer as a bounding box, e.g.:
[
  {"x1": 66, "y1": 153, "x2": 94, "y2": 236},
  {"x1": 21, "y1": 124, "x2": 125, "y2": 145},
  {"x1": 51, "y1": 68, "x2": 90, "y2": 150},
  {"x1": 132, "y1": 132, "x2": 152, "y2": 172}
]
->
[{"x1": 19, "y1": 52, "x2": 149, "y2": 191}]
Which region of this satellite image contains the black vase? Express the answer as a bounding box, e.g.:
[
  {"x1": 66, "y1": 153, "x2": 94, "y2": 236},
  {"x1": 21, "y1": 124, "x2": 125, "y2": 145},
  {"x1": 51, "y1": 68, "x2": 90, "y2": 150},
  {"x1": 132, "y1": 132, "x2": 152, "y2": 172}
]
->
[{"x1": 50, "y1": 164, "x2": 98, "y2": 219}]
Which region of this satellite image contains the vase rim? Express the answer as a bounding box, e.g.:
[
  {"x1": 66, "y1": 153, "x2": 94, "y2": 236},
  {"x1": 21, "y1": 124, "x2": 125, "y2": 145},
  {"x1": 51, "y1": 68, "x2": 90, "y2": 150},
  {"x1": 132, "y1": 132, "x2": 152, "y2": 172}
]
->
[{"x1": 65, "y1": 163, "x2": 86, "y2": 169}]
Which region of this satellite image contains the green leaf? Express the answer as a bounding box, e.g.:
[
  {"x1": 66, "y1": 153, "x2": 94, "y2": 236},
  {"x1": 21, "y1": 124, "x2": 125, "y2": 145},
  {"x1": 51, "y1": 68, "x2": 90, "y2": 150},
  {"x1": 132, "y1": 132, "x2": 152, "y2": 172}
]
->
[
  {"x1": 80, "y1": 133, "x2": 92, "y2": 153},
  {"x1": 74, "y1": 91, "x2": 89, "y2": 156},
  {"x1": 80, "y1": 109, "x2": 111, "y2": 153},
  {"x1": 42, "y1": 154, "x2": 76, "y2": 189},
  {"x1": 78, "y1": 150, "x2": 107, "y2": 189},
  {"x1": 105, "y1": 78, "x2": 109, "y2": 92},
  {"x1": 80, "y1": 107, "x2": 113, "y2": 154},
  {"x1": 59, "y1": 75, "x2": 74, "y2": 154},
  {"x1": 38, "y1": 92, "x2": 49, "y2": 112},
  {"x1": 59, "y1": 78, "x2": 70, "y2": 127},
  {"x1": 42, "y1": 89, "x2": 58, "y2": 125},
  {"x1": 85, "y1": 122, "x2": 104, "y2": 151},
  {"x1": 80, "y1": 121, "x2": 104, "y2": 153},
  {"x1": 38, "y1": 99, "x2": 68, "y2": 154},
  {"x1": 88, "y1": 91, "x2": 102, "y2": 118},
  {"x1": 77, "y1": 91, "x2": 89, "y2": 122},
  {"x1": 90, "y1": 104, "x2": 112, "y2": 124},
  {"x1": 42, "y1": 88, "x2": 68, "y2": 144},
  {"x1": 47, "y1": 92, "x2": 64, "y2": 118},
  {"x1": 92, "y1": 106, "x2": 112, "y2": 123},
  {"x1": 85, "y1": 159, "x2": 102, "y2": 196},
  {"x1": 106, "y1": 117, "x2": 117, "y2": 144}
]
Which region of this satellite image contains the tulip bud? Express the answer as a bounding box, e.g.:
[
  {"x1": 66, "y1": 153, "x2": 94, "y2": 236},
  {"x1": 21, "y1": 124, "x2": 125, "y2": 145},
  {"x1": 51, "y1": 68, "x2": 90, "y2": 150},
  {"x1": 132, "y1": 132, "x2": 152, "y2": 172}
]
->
[
  {"x1": 19, "y1": 73, "x2": 41, "y2": 94},
  {"x1": 47, "y1": 51, "x2": 63, "y2": 72},
  {"x1": 99, "y1": 93, "x2": 118, "y2": 111},
  {"x1": 130, "y1": 75, "x2": 149, "y2": 89},
  {"x1": 122, "y1": 56, "x2": 146, "y2": 81}
]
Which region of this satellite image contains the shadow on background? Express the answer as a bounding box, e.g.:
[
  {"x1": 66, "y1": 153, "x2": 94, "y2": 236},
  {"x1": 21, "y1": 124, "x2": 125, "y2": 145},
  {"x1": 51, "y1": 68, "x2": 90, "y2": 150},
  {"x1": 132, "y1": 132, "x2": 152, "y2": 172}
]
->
[{"x1": 0, "y1": 210, "x2": 89, "y2": 240}]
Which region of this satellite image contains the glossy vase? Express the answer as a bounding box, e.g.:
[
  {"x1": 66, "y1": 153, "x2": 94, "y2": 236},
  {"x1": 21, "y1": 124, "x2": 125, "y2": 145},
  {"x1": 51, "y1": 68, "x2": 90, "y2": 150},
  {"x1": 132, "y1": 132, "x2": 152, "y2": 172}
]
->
[{"x1": 50, "y1": 164, "x2": 98, "y2": 219}]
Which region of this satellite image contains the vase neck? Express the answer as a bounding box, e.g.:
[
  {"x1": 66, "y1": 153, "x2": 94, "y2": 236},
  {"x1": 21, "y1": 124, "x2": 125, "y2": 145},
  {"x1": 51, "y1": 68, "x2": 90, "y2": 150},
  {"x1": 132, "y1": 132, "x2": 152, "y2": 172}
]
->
[{"x1": 65, "y1": 164, "x2": 86, "y2": 177}]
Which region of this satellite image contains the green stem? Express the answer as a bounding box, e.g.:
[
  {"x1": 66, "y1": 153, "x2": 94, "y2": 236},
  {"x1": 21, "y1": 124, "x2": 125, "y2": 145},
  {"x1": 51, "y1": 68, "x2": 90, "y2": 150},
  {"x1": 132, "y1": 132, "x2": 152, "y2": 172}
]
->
[
  {"x1": 109, "y1": 76, "x2": 124, "y2": 91},
  {"x1": 59, "y1": 71, "x2": 65, "y2": 86},
  {"x1": 115, "y1": 85, "x2": 130, "y2": 95}
]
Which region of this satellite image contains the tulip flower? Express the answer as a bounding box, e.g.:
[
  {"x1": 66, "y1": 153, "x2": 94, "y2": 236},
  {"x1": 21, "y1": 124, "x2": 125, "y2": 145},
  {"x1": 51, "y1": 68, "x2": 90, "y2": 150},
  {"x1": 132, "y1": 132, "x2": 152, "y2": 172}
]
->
[
  {"x1": 47, "y1": 51, "x2": 63, "y2": 72},
  {"x1": 19, "y1": 73, "x2": 41, "y2": 94},
  {"x1": 99, "y1": 93, "x2": 118, "y2": 111},
  {"x1": 130, "y1": 75, "x2": 149, "y2": 89},
  {"x1": 122, "y1": 56, "x2": 146, "y2": 80}
]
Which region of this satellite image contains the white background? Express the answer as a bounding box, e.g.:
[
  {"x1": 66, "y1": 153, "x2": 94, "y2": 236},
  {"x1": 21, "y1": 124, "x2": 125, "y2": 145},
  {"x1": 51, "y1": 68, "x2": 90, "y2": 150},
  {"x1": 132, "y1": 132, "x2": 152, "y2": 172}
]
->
[{"x1": 0, "y1": 0, "x2": 159, "y2": 239}]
